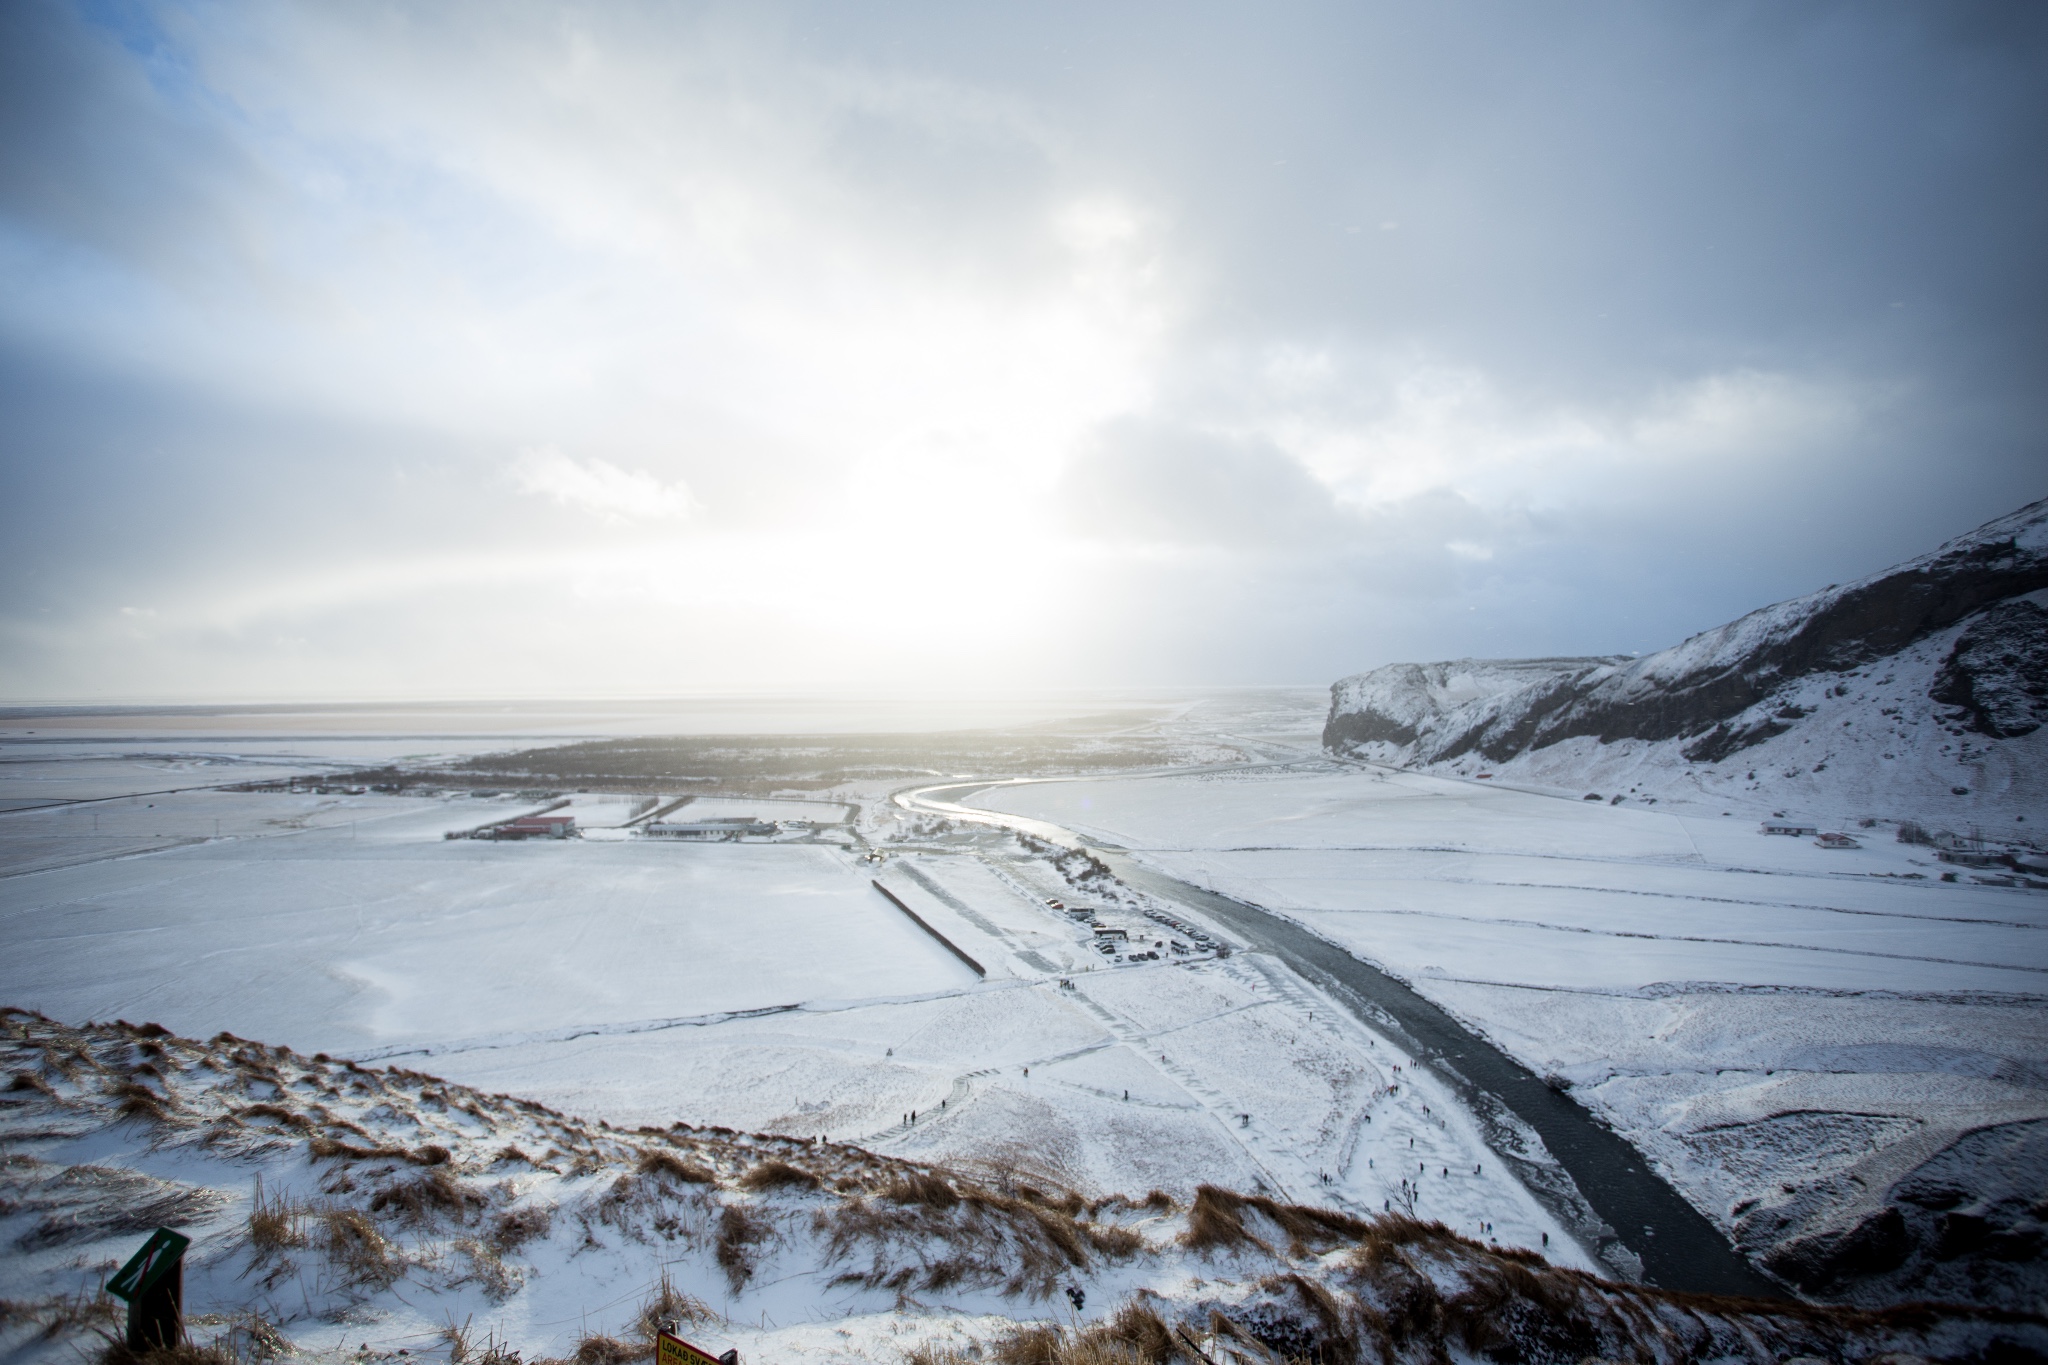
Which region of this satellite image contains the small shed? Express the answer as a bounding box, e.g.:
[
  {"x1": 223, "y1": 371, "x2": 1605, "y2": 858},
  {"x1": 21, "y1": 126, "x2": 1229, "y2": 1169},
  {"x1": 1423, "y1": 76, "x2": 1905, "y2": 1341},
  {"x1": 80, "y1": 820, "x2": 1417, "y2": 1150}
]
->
[
  {"x1": 1936, "y1": 848, "x2": 2007, "y2": 867},
  {"x1": 645, "y1": 818, "x2": 778, "y2": 841},
  {"x1": 1761, "y1": 820, "x2": 1818, "y2": 837}
]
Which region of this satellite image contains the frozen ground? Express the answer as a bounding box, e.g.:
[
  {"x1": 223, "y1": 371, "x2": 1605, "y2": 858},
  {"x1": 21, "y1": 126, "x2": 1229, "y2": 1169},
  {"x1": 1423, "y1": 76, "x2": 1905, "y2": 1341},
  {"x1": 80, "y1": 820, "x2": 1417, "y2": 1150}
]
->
[
  {"x1": 973, "y1": 763, "x2": 2048, "y2": 1304},
  {"x1": 0, "y1": 696, "x2": 1590, "y2": 1286},
  {"x1": 0, "y1": 794, "x2": 1585, "y2": 1270},
  {"x1": 4, "y1": 691, "x2": 2045, "y2": 1351},
  {"x1": 1, "y1": 821, "x2": 975, "y2": 1059}
]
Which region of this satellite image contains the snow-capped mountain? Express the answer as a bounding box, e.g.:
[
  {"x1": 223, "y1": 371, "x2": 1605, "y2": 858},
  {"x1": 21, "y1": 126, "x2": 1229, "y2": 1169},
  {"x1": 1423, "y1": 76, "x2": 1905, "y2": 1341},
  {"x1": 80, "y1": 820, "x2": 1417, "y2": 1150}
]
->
[{"x1": 1325, "y1": 497, "x2": 2048, "y2": 830}]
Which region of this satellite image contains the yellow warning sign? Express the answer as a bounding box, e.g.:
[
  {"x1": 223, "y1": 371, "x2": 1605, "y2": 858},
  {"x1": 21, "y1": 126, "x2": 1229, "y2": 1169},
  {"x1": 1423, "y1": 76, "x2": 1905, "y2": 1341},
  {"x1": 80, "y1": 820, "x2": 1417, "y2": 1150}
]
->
[{"x1": 656, "y1": 1331, "x2": 723, "y2": 1365}]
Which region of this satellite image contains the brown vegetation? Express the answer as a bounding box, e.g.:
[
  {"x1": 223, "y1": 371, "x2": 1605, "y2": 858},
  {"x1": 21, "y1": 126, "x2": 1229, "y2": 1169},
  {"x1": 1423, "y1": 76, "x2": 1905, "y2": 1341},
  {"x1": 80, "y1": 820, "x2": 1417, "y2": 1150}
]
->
[
  {"x1": 989, "y1": 1304, "x2": 1183, "y2": 1365},
  {"x1": 1182, "y1": 1184, "x2": 1370, "y2": 1257},
  {"x1": 572, "y1": 1335, "x2": 643, "y2": 1365},
  {"x1": 489, "y1": 1203, "x2": 554, "y2": 1253},
  {"x1": 10, "y1": 1008, "x2": 2043, "y2": 1365},
  {"x1": 317, "y1": 1207, "x2": 400, "y2": 1289},
  {"x1": 634, "y1": 1267, "x2": 719, "y2": 1342},
  {"x1": 96, "y1": 1340, "x2": 231, "y2": 1365},
  {"x1": 636, "y1": 1149, "x2": 716, "y2": 1185},
  {"x1": 246, "y1": 1178, "x2": 307, "y2": 1252},
  {"x1": 737, "y1": 1159, "x2": 819, "y2": 1192},
  {"x1": 715, "y1": 1204, "x2": 770, "y2": 1293},
  {"x1": 882, "y1": 1169, "x2": 959, "y2": 1210},
  {"x1": 367, "y1": 1165, "x2": 484, "y2": 1225}
]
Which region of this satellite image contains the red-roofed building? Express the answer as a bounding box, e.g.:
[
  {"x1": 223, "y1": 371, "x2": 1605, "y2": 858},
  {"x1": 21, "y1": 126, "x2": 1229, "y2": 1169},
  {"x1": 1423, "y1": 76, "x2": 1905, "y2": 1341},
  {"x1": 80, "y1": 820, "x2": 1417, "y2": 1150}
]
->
[{"x1": 498, "y1": 811, "x2": 577, "y2": 839}]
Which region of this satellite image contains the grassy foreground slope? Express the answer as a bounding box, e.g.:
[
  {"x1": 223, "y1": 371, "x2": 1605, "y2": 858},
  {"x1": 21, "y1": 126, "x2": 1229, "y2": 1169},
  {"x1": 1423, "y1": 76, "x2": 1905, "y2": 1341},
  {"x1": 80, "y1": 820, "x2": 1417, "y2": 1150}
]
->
[{"x1": 4, "y1": 1011, "x2": 2041, "y2": 1365}]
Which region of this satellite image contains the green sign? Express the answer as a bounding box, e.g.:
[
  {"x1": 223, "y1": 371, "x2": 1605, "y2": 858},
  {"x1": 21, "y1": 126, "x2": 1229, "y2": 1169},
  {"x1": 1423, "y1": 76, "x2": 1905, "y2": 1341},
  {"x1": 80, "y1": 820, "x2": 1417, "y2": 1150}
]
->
[{"x1": 107, "y1": 1228, "x2": 190, "y2": 1302}]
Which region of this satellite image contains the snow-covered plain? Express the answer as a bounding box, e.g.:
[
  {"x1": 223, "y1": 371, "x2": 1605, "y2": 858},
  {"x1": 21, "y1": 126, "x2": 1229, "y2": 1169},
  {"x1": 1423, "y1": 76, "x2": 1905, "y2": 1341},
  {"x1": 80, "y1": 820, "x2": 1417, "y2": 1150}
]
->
[
  {"x1": 9, "y1": 687, "x2": 2041, "y2": 1355},
  {"x1": 2, "y1": 814, "x2": 977, "y2": 1059},
  {"x1": 972, "y1": 763, "x2": 2048, "y2": 1297},
  {"x1": 0, "y1": 795, "x2": 1584, "y2": 1267},
  {"x1": 0, "y1": 711, "x2": 1593, "y2": 1293}
]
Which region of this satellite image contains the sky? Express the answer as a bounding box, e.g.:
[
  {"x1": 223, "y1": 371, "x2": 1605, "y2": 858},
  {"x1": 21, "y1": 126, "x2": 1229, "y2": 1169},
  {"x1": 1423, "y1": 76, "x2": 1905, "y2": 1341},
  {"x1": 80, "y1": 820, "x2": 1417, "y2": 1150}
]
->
[{"x1": 2, "y1": 1, "x2": 2044, "y2": 702}]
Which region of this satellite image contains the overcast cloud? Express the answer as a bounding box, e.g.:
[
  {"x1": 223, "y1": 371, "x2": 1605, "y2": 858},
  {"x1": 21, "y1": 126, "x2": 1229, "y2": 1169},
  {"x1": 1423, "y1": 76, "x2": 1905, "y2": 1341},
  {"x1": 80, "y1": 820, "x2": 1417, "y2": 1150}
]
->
[{"x1": 1, "y1": 1, "x2": 2043, "y2": 700}]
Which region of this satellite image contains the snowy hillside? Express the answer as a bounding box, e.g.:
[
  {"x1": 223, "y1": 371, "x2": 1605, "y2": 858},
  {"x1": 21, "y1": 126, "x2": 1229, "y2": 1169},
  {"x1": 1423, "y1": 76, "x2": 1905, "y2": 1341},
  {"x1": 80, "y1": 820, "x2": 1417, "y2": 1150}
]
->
[
  {"x1": 4, "y1": 1010, "x2": 2038, "y2": 1365},
  {"x1": 1325, "y1": 497, "x2": 2048, "y2": 829}
]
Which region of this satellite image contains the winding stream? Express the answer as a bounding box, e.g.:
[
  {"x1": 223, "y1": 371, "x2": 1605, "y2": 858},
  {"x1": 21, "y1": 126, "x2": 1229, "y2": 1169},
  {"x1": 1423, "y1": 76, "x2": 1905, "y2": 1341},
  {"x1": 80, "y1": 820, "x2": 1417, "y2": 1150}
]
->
[{"x1": 899, "y1": 777, "x2": 1785, "y2": 1300}]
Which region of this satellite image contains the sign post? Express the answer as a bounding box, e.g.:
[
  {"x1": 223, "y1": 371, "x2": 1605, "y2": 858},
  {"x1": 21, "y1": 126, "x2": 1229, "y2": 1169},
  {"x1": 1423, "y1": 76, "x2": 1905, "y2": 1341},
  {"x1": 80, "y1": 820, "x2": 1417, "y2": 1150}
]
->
[
  {"x1": 107, "y1": 1227, "x2": 191, "y2": 1353},
  {"x1": 655, "y1": 1325, "x2": 737, "y2": 1365}
]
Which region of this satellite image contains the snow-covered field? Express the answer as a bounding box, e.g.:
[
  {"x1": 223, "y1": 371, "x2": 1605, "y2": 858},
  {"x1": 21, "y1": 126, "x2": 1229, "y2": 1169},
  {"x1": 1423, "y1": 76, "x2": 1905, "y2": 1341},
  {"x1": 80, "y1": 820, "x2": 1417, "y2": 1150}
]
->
[
  {"x1": 0, "y1": 712, "x2": 1594, "y2": 1288},
  {"x1": 0, "y1": 788, "x2": 1586, "y2": 1271},
  {"x1": 972, "y1": 763, "x2": 2048, "y2": 1299},
  {"x1": 2, "y1": 815, "x2": 976, "y2": 1058},
  {"x1": 7, "y1": 691, "x2": 2043, "y2": 1355}
]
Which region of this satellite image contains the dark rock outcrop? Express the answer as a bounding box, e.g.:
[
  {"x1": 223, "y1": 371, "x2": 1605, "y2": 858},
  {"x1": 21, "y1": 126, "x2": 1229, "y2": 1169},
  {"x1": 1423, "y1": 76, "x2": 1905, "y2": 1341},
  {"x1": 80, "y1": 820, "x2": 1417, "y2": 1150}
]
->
[
  {"x1": 1930, "y1": 598, "x2": 2048, "y2": 738},
  {"x1": 1732, "y1": 1120, "x2": 2048, "y2": 1311}
]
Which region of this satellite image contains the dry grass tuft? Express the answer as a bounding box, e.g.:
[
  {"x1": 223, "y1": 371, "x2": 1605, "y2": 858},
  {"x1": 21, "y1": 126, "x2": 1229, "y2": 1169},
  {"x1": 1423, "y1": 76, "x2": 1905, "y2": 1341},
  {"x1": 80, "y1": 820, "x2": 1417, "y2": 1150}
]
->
[
  {"x1": 234, "y1": 1104, "x2": 311, "y2": 1131},
  {"x1": 882, "y1": 1170, "x2": 959, "y2": 1210},
  {"x1": 738, "y1": 1159, "x2": 818, "y2": 1192},
  {"x1": 368, "y1": 1166, "x2": 483, "y2": 1226},
  {"x1": 990, "y1": 1324, "x2": 1063, "y2": 1365},
  {"x1": 247, "y1": 1178, "x2": 308, "y2": 1252},
  {"x1": 307, "y1": 1136, "x2": 407, "y2": 1163},
  {"x1": 1182, "y1": 1185, "x2": 1259, "y2": 1252},
  {"x1": 634, "y1": 1267, "x2": 718, "y2": 1343},
  {"x1": 453, "y1": 1238, "x2": 521, "y2": 1302},
  {"x1": 442, "y1": 1315, "x2": 476, "y2": 1364},
  {"x1": 316, "y1": 1207, "x2": 400, "y2": 1288},
  {"x1": 7, "y1": 1288, "x2": 120, "y2": 1341},
  {"x1": 1086, "y1": 1223, "x2": 1145, "y2": 1259},
  {"x1": 115, "y1": 1092, "x2": 171, "y2": 1124},
  {"x1": 714, "y1": 1204, "x2": 770, "y2": 1293},
  {"x1": 215, "y1": 1312, "x2": 294, "y2": 1362},
  {"x1": 1183, "y1": 1186, "x2": 1371, "y2": 1258},
  {"x1": 307, "y1": 1135, "x2": 453, "y2": 1166},
  {"x1": 572, "y1": 1336, "x2": 642, "y2": 1365},
  {"x1": 636, "y1": 1150, "x2": 716, "y2": 1185},
  {"x1": 9, "y1": 1070, "x2": 56, "y2": 1095},
  {"x1": 988, "y1": 1307, "x2": 1187, "y2": 1365},
  {"x1": 96, "y1": 1337, "x2": 231, "y2": 1365},
  {"x1": 1104, "y1": 1303, "x2": 1179, "y2": 1365},
  {"x1": 489, "y1": 1203, "x2": 553, "y2": 1253},
  {"x1": 447, "y1": 1323, "x2": 523, "y2": 1365},
  {"x1": 903, "y1": 1345, "x2": 976, "y2": 1365}
]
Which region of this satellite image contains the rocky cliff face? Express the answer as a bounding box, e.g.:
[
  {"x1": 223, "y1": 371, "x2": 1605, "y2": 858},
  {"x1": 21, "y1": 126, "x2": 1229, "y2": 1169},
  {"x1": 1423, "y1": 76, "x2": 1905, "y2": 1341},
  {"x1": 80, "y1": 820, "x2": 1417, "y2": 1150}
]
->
[{"x1": 1324, "y1": 497, "x2": 2048, "y2": 824}]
